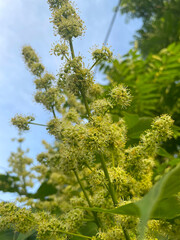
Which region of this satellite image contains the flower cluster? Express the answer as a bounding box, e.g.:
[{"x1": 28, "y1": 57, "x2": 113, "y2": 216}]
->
[
  {"x1": 7, "y1": 0, "x2": 177, "y2": 239},
  {"x1": 49, "y1": 0, "x2": 85, "y2": 39},
  {"x1": 22, "y1": 46, "x2": 45, "y2": 77},
  {"x1": 51, "y1": 42, "x2": 69, "y2": 59},
  {"x1": 11, "y1": 115, "x2": 35, "y2": 131},
  {"x1": 110, "y1": 84, "x2": 132, "y2": 108},
  {"x1": 92, "y1": 46, "x2": 113, "y2": 62}
]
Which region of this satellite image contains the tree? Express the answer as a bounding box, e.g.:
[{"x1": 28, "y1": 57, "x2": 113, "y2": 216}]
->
[
  {"x1": 0, "y1": 1, "x2": 180, "y2": 240},
  {"x1": 119, "y1": 0, "x2": 180, "y2": 55}
]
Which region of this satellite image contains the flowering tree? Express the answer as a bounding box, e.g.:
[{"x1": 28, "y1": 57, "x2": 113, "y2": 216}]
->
[{"x1": 1, "y1": 1, "x2": 180, "y2": 240}]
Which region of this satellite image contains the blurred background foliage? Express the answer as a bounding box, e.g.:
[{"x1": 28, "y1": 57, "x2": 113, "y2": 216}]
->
[{"x1": 119, "y1": 0, "x2": 180, "y2": 56}]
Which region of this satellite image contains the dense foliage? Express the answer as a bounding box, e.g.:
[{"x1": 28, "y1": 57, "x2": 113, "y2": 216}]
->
[
  {"x1": 119, "y1": 0, "x2": 180, "y2": 55},
  {"x1": 0, "y1": 1, "x2": 180, "y2": 240}
]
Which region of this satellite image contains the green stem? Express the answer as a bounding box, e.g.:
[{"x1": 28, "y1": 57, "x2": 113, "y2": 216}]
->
[
  {"x1": 80, "y1": 90, "x2": 91, "y2": 118},
  {"x1": 69, "y1": 38, "x2": 75, "y2": 59},
  {"x1": 99, "y1": 154, "x2": 117, "y2": 206},
  {"x1": 13, "y1": 231, "x2": 16, "y2": 240},
  {"x1": 54, "y1": 229, "x2": 92, "y2": 239},
  {"x1": 29, "y1": 122, "x2": 47, "y2": 127},
  {"x1": 89, "y1": 54, "x2": 108, "y2": 71},
  {"x1": 99, "y1": 154, "x2": 131, "y2": 240},
  {"x1": 73, "y1": 169, "x2": 101, "y2": 228},
  {"x1": 122, "y1": 225, "x2": 131, "y2": 240},
  {"x1": 64, "y1": 54, "x2": 69, "y2": 61},
  {"x1": 89, "y1": 59, "x2": 101, "y2": 71},
  {"x1": 51, "y1": 106, "x2": 57, "y2": 119},
  {"x1": 68, "y1": 37, "x2": 91, "y2": 118},
  {"x1": 112, "y1": 152, "x2": 115, "y2": 168}
]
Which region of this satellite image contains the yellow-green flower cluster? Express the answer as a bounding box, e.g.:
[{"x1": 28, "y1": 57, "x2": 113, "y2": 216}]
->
[
  {"x1": 110, "y1": 84, "x2": 132, "y2": 108},
  {"x1": 34, "y1": 87, "x2": 65, "y2": 112},
  {"x1": 11, "y1": 115, "x2": 35, "y2": 131},
  {"x1": 140, "y1": 114, "x2": 174, "y2": 155},
  {"x1": 59, "y1": 57, "x2": 94, "y2": 96},
  {"x1": 63, "y1": 108, "x2": 80, "y2": 123},
  {"x1": 95, "y1": 227, "x2": 125, "y2": 240},
  {"x1": 0, "y1": 203, "x2": 35, "y2": 233},
  {"x1": 22, "y1": 46, "x2": 45, "y2": 77},
  {"x1": 34, "y1": 73, "x2": 55, "y2": 89},
  {"x1": 48, "y1": 0, "x2": 68, "y2": 10},
  {"x1": 124, "y1": 115, "x2": 173, "y2": 180},
  {"x1": 0, "y1": 202, "x2": 85, "y2": 240},
  {"x1": 85, "y1": 115, "x2": 126, "y2": 153},
  {"x1": 92, "y1": 46, "x2": 113, "y2": 62},
  {"x1": 51, "y1": 42, "x2": 69, "y2": 59},
  {"x1": 49, "y1": 0, "x2": 85, "y2": 39},
  {"x1": 91, "y1": 99, "x2": 112, "y2": 116}
]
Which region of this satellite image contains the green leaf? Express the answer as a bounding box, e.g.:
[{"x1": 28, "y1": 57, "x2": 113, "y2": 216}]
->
[
  {"x1": 127, "y1": 117, "x2": 152, "y2": 139},
  {"x1": 123, "y1": 112, "x2": 139, "y2": 129},
  {"x1": 0, "y1": 174, "x2": 20, "y2": 193},
  {"x1": 0, "y1": 230, "x2": 14, "y2": 240},
  {"x1": 85, "y1": 164, "x2": 180, "y2": 240},
  {"x1": 16, "y1": 230, "x2": 36, "y2": 240},
  {"x1": 79, "y1": 221, "x2": 98, "y2": 237},
  {"x1": 33, "y1": 180, "x2": 57, "y2": 200},
  {"x1": 157, "y1": 147, "x2": 172, "y2": 158}
]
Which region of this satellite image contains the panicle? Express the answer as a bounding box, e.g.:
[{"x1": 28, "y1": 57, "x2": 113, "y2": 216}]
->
[
  {"x1": 140, "y1": 114, "x2": 174, "y2": 154},
  {"x1": 11, "y1": 114, "x2": 35, "y2": 131},
  {"x1": 47, "y1": 118, "x2": 62, "y2": 138},
  {"x1": 110, "y1": 84, "x2": 132, "y2": 108},
  {"x1": 0, "y1": 202, "x2": 35, "y2": 233},
  {"x1": 47, "y1": 0, "x2": 68, "y2": 10},
  {"x1": 63, "y1": 108, "x2": 80, "y2": 123},
  {"x1": 90, "y1": 99, "x2": 112, "y2": 116},
  {"x1": 49, "y1": 0, "x2": 85, "y2": 39},
  {"x1": 59, "y1": 58, "x2": 94, "y2": 96},
  {"x1": 34, "y1": 73, "x2": 55, "y2": 89},
  {"x1": 92, "y1": 46, "x2": 113, "y2": 62},
  {"x1": 22, "y1": 46, "x2": 44, "y2": 77},
  {"x1": 34, "y1": 88, "x2": 65, "y2": 112},
  {"x1": 51, "y1": 42, "x2": 69, "y2": 59}
]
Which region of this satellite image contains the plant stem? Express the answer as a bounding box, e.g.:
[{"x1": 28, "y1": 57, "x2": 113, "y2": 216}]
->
[
  {"x1": 122, "y1": 225, "x2": 131, "y2": 240},
  {"x1": 73, "y1": 169, "x2": 101, "y2": 228},
  {"x1": 99, "y1": 154, "x2": 117, "y2": 206},
  {"x1": 89, "y1": 59, "x2": 101, "y2": 71},
  {"x1": 54, "y1": 229, "x2": 92, "y2": 239},
  {"x1": 99, "y1": 154, "x2": 131, "y2": 240},
  {"x1": 51, "y1": 106, "x2": 57, "y2": 118},
  {"x1": 80, "y1": 89, "x2": 91, "y2": 118},
  {"x1": 112, "y1": 152, "x2": 115, "y2": 167},
  {"x1": 68, "y1": 38, "x2": 91, "y2": 118},
  {"x1": 89, "y1": 54, "x2": 108, "y2": 71},
  {"x1": 69, "y1": 38, "x2": 75, "y2": 59},
  {"x1": 13, "y1": 231, "x2": 16, "y2": 240},
  {"x1": 29, "y1": 122, "x2": 47, "y2": 127}
]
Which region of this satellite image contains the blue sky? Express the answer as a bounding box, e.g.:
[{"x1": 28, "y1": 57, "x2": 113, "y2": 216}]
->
[{"x1": 0, "y1": 0, "x2": 141, "y2": 201}]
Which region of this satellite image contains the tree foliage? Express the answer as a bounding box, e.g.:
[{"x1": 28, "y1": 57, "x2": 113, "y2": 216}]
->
[
  {"x1": 104, "y1": 43, "x2": 180, "y2": 160},
  {"x1": 119, "y1": 0, "x2": 180, "y2": 55}
]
